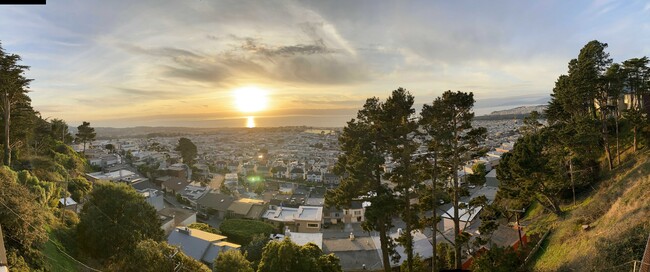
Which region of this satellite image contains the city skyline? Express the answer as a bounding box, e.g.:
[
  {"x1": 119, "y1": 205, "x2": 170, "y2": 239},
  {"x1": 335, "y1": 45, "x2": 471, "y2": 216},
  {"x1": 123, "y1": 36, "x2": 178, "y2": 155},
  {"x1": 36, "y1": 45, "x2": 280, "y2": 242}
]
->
[{"x1": 1, "y1": 0, "x2": 649, "y2": 127}]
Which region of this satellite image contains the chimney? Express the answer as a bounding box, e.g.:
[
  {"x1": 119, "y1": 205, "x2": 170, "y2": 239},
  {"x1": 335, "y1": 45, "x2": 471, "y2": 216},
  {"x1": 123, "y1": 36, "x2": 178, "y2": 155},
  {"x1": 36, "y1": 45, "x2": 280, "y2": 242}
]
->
[
  {"x1": 349, "y1": 232, "x2": 355, "y2": 241},
  {"x1": 285, "y1": 227, "x2": 291, "y2": 237}
]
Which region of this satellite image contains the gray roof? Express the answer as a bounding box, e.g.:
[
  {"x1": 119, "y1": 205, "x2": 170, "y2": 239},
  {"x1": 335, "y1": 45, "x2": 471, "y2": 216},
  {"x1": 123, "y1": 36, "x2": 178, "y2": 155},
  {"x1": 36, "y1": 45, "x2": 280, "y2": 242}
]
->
[
  {"x1": 196, "y1": 192, "x2": 234, "y2": 211},
  {"x1": 167, "y1": 229, "x2": 211, "y2": 261}
]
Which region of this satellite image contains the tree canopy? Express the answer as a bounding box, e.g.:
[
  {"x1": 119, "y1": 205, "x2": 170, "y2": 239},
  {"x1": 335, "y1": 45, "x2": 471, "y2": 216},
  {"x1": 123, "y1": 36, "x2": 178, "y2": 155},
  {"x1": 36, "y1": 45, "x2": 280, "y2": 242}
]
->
[
  {"x1": 175, "y1": 137, "x2": 197, "y2": 165},
  {"x1": 75, "y1": 121, "x2": 96, "y2": 153},
  {"x1": 213, "y1": 250, "x2": 254, "y2": 272},
  {"x1": 257, "y1": 238, "x2": 342, "y2": 272},
  {"x1": 77, "y1": 181, "x2": 164, "y2": 260}
]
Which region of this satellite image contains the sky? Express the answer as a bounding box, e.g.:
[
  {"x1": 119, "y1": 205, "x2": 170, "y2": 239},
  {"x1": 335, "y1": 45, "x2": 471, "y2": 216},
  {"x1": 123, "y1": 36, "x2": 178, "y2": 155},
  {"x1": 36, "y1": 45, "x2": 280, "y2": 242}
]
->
[{"x1": 1, "y1": 0, "x2": 649, "y2": 128}]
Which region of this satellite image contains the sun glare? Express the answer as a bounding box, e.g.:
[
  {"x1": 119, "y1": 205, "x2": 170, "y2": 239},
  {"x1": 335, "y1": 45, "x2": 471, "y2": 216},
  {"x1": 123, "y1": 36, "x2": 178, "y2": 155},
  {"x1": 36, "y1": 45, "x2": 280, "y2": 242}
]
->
[
  {"x1": 246, "y1": 116, "x2": 255, "y2": 128},
  {"x1": 233, "y1": 86, "x2": 269, "y2": 113}
]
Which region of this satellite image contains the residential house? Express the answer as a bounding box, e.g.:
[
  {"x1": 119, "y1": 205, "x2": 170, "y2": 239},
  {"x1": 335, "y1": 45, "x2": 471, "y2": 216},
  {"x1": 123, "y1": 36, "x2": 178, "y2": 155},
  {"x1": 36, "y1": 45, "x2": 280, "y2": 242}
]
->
[
  {"x1": 158, "y1": 176, "x2": 190, "y2": 195},
  {"x1": 180, "y1": 183, "x2": 209, "y2": 206},
  {"x1": 322, "y1": 173, "x2": 340, "y2": 187},
  {"x1": 272, "y1": 166, "x2": 287, "y2": 178},
  {"x1": 167, "y1": 227, "x2": 240, "y2": 265},
  {"x1": 167, "y1": 163, "x2": 191, "y2": 180},
  {"x1": 485, "y1": 169, "x2": 500, "y2": 188},
  {"x1": 139, "y1": 188, "x2": 164, "y2": 211},
  {"x1": 196, "y1": 191, "x2": 234, "y2": 219},
  {"x1": 159, "y1": 208, "x2": 197, "y2": 236},
  {"x1": 58, "y1": 197, "x2": 78, "y2": 213},
  {"x1": 323, "y1": 207, "x2": 343, "y2": 225},
  {"x1": 323, "y1": 235, "x2": 381, "y2": 271},
  {"x1": 224, "y1": 173, "x2": 238, "y2": 187},
  {"x1": 343, "y1": 200, "x2": 365, "y2": 223},
  {"x1": 304, "y1": 171, "x2": 322, "y2": 182},
  {"x1": 227, "y1": 198, "x2": 266, "y2": 219},
  {"x1": 86, "y1": 169, "x2": 143, "y2": 184},
  {"x1": 262, "y1": 206, "x2": 323, "y2": 233},
  {"x1": 288, "y1": 168, "x2": 304, "y2": 180}
]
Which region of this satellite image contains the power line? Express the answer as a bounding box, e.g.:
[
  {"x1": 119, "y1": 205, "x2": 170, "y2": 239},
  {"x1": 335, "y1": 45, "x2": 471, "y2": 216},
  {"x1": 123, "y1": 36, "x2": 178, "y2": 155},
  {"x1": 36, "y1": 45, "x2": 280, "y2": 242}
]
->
[
  {"x1": 4, "y1": 233, "x2": 73, "y2": 272},
  {"x1": 0, "y1": 198, "x2": 103, "y2": 272}
]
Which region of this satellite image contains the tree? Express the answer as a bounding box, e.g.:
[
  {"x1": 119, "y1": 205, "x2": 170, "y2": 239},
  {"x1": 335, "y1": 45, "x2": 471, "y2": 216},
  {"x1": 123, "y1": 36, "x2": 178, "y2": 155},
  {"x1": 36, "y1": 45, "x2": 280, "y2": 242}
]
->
[
  {"x1": 0, "y1": 42, "x2": 32, "y2": 167},
  {"x1": 497, "y1": 130, "x2": 566, "y2": 215},
  {"x1": 77, "y1": 181, "x2": 164, "y2": 260},
  {"x1": 50, "y1": 118, "x2": 72, "y2": 144},
  {"x1": 379, "y1": 88, "x2": 420, "y2": 271},
  {"x1": 256, "y1": 238, "x2": 342, "y2": 272},
  {"x1": 520, "y1": 111, "x2": 543, "y2": 135},
  {"x1": 622, "y1": 57, "x2": 650, "y2": 152},
  {"x1": 75, "y1": 121, "x2": 95, "y2": 154},
  {"x1": 108, "y1": 239, "x2": 211, "y2": 272},
  {"x1": 0, "y1": 166, "x2": 48, "y2": 269},
  {"x1": 419, "y1": 90, "x2": 487, "y2": 269},
  {"x1": 326, "y1": 95, "x2": 398, "y2": 271},
  {"x1": 188, "y1": 222, "x2": 220, "y2": 234},
  {"x1": 214, "y1": 250, "x2": 254, "y2": 272},
  {"x1": 176, "y1": 137, "x2": 197, "y2": 166},
  {"x1": 470, "y1": 246, "x2": 521, "y2": 272},
  {"x1": 219, "y1": 219, "x2": 275, "y2": 245},
  {"x1": 67, "y1": 177, "x2": 92, "y2": 202},
  {"x1": 244, "y1": 234, "x2": 269, "y2": 270}
]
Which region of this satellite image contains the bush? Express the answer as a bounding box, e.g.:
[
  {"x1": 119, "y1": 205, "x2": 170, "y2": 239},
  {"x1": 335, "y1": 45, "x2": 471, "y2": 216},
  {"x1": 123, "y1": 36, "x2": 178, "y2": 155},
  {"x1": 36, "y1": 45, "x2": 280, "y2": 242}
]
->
[
  {"x1": 219, "y1": 219, "x2": 275, "y2": 245},
  {"x1": 594, "y1": 223, "x2": 649, "y2": 268}
]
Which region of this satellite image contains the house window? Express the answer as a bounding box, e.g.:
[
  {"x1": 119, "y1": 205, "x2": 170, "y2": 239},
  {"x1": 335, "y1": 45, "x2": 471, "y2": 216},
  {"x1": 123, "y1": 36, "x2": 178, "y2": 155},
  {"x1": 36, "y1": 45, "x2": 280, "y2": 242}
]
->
[
  {"x1": 335, "y1": 213, "x2": 339, "y2": 217},
  {"x1": 354, "y1": 210, "x2": 361, "y2": 215},
  {"x1": 307, "y1": 223, "x2": 319, "y2": 228}
]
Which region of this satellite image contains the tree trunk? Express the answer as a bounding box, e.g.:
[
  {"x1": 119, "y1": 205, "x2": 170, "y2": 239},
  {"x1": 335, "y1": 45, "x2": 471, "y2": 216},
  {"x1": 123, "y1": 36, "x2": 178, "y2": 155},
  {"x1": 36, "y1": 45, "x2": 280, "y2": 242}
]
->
[
  {"x1": 453, "y1": 171, "x2": 462, "y2": 269},
  {"x1": 3, "y1": 96, "x2": 10, "y2": 167},
  {"x1": 634, "y1": 126, "x2": 638, "y2": 152},
  {"x1": 615, "y1": 111, "x2": 620, "y2": 166},
  {"x1": 600, "y1": 103, "x2": 613, "y2": 171},
  {"x1": 404, "y1": 192, "x2": 414, "y2": 272},
  {"x1": 376, "y1": 172, "x2": 392, "y2": 272},
  {"x1": 431, "y1": 155, "x2": 438, "y2": 272},
  {"x1": 378, "y1": 219, "x2": 392, "y2": 271}
]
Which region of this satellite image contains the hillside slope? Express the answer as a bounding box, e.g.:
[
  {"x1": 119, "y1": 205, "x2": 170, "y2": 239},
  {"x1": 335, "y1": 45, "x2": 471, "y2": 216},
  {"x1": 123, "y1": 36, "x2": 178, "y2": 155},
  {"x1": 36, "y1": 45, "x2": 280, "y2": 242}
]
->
[{"x1": 530, "y1": 150, "x2": 650, "y2": 271}]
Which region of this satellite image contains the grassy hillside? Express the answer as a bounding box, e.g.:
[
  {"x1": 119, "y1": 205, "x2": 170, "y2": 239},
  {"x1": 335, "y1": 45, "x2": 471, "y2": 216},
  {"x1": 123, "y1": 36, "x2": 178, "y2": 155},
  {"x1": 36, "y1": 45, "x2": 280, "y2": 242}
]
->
[{"x1": 528, "y1": 149, "x2": 650, "y2": 271}]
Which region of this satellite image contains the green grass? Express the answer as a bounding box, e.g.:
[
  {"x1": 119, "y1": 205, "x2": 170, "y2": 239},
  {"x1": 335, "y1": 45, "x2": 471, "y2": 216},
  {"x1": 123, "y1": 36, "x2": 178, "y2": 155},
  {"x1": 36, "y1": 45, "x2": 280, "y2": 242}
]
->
[
  {"x1": 42, "y1": 229, "x2": 79, "y2": 272},
  {"x1": 219, "y1": 219, "x2": 276, "y2": 245},
  {"x1": 528, "y1": 148, "x2": 650, "y2": 271}
]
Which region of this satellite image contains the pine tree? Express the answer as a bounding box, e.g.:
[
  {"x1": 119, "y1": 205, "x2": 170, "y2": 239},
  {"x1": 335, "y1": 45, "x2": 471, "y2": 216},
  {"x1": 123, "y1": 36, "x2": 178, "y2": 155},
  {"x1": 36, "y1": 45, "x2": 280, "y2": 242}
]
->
[
  {"x1": 0, "y1": 42, "x2": 32, "y2": 167},
  {"x1": 419, "y1": 90, "x2": 486, "y2": 269}
]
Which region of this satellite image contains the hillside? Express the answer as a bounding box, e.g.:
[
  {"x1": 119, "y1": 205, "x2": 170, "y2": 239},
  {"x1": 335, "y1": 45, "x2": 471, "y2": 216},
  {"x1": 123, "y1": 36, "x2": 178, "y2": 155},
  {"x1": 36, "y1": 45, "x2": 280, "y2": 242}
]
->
[{"x1": 528, "y1": 149, "x2": 650, "y2": 271}]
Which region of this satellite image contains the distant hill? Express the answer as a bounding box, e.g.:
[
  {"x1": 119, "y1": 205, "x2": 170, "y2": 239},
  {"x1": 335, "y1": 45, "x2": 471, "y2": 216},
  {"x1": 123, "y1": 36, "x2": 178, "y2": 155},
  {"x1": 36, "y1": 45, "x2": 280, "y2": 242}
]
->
[
  {"x1": 474, "y1": 105, "x2": 547, "y2": 120},
  {"x1": 490, "y1": 105, "x2": 547, "y2": 116}
]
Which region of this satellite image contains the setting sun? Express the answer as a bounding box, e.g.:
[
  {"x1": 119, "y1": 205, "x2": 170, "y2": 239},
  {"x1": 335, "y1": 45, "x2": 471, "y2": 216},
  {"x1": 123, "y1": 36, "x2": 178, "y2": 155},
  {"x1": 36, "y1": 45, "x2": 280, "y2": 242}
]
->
[{"x1": 233, "y1": 86, "x2": 269, "y2": 113}]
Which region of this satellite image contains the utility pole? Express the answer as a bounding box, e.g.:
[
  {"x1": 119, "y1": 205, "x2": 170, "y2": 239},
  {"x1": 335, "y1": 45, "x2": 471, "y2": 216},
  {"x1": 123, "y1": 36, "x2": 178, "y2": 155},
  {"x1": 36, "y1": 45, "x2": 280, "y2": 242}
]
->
[{"x1": 507, "y1": 208, "x2": 526, "y2": 249}]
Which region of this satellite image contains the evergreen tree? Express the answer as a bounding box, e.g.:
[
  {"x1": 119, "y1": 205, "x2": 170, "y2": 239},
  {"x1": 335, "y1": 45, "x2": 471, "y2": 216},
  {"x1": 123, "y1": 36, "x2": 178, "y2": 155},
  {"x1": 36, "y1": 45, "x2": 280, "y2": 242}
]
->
[
  {"x1": 75, "y1": 121, "x2": 96, "y2": 154},
  {"x1": 0, "y1": 42, "x2": 32, "y2": 167},
  {"x1": 325, "y1": 96, "x2": 398, "y2": 271},
  {"x1": 175, "y1": 137, "x2": 197, "y2": 166},
  {"x1": 419, "y1": 90, "x2": 487, "y2": 269},
  {"x1": 379, "y1": 88, "x2": 420, "y2": 271}
]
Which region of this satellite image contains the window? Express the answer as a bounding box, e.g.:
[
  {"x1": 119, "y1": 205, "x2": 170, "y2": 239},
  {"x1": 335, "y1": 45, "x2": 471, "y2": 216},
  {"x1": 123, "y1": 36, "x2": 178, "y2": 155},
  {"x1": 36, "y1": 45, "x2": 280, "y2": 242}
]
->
[
  {"x1": 307, "y1": 223, "x2": 319, "y2": 228},
  {"x1": 354, "y1": 210, "x2": 361, "y2": 215},
  {"x1": 335, "y1": 213, "x2": 339, "y2": 217}
]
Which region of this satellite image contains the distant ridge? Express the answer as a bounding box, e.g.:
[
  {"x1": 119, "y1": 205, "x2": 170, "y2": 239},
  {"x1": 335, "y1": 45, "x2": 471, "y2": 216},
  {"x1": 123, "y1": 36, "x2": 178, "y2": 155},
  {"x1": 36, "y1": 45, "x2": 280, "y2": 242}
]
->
[{"x1": 490, "y1": 105, "x2": 547, "y2": 116}]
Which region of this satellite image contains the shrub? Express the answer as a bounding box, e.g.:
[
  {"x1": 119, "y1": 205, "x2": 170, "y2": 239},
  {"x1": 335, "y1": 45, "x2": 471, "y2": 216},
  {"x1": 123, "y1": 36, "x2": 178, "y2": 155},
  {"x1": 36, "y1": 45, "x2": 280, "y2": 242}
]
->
[{"x1": 219, "y1": 219, "x2": 275, "y2": 245}]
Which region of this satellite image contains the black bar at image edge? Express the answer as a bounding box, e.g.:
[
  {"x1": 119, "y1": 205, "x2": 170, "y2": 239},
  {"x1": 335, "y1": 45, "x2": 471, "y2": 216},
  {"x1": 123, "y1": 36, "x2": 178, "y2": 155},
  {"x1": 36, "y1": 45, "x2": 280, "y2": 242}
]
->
[{"x1": 0, "y1": 0, "x2": 46, "y2": 5}]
